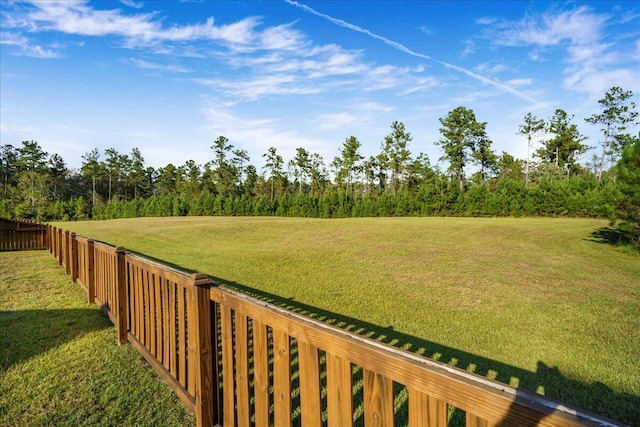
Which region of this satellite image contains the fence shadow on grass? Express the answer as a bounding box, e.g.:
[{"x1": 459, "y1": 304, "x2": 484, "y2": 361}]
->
[
  {"x1": 0, "y1": 308, "x2": 112, "y2": 371},
  {"x1": 213, "y1": 277, "x2": 637, "y2": 426}
]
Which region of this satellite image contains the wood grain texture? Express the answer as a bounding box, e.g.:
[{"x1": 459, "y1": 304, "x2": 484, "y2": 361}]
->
[
  {"x1": 364, "y1": 369, "x2": 393, "y2": 427},
  {"x1": 209, "y1": 286, "x2": 615, "y2": 427},
  {"x1": 298, "y1": 341, "x2": 322, "y2": 427},
  {"x1": 273, "y1": 328, "x2": 292, "y2": 427},
  {"x1": 220, "y1": 306, "x2": 235, "y2": 427},
  {"x1": 252, "y1": 320, "x2": 270, "y2": 427},
  {"x1": 234, "y1": 313, "x2": 250, "y2": 427},
  {"x1": 327, "y1": 353, "x2": 352, "y2": 427},
  {"x1": 408, "y1": 388, "x2": 447, "y2": 427}
]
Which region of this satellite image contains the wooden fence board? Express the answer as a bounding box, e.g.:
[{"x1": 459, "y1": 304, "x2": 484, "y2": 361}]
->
[
  {"x1": 327, "y1": 353, "x2": 353, "y2": 427},
  {"x1": 178, "y1": 284, "x2": 187, "y2": 388},
  {"x1": 298, "y1": 341, "x2": 322, "y2": 427},
  {"x1": 186, "y1": 283, "x2": 197, "y2": 397},
  {"x1": 273, "y1": 328, "x2": 292, "y2": 427},
  {"x1": 364, "y1": 369, "x2": 394, "y2": 427},
  {"x1": 252, "y1": 319, "x2": 270, "y2": 427},
  {"x1": 408, "y1": 388, "x2": 447, "y2": 427},
  {"x1": 162, "y1": 278, "x2": 171, "y2": 371},
  {"x1": 169, "y1": 281, "x2": 178, "y2": 378},
  {"x1": 220, "y1": 306, "x2": 235, "y2": 427},
  {"x1": 234, "y1": 313, "x2": 250, "y2": 427}
]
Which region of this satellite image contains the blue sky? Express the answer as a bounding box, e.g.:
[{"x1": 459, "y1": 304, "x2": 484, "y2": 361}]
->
[{"x1": 1, "y1": 1, "x2": 639, "y2": 172}]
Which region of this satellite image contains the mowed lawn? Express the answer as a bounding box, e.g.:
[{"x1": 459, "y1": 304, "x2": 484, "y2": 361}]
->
[
  {"x1": 0, "y1": 251, "x2": 195, "y2": 427},
  {"x1": 55, "y1": 216, "x2": 640, "y2": 424}
]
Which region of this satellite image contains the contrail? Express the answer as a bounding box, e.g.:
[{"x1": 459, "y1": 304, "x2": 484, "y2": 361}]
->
[{"x1": 285, "y1": 0, "x2": 546, "y2": 107}]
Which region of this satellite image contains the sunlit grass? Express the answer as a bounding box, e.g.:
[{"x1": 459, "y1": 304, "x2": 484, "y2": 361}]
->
[
  {"x1": 0, "y1": 251, "x2": 195, "y2": 427},
  {"x1": 54, "y1": 216, "x2": 640, "y2": 424}
]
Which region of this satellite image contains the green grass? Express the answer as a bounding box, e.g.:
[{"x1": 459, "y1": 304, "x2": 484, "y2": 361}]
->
[
  {"x1": 0, "y1": 250, "x2": 195, "y2": 427},
  {"x1": 53, "y1": 216, "x2": 640, "y2": 425}
]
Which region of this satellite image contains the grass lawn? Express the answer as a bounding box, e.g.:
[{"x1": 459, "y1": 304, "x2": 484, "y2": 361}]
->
[
  {"x1": 0, "y1": 250, "x2": 195, "y2": 427},
  {"x1": 54, "y1": 216, "x2": 640, "y2": 425}
]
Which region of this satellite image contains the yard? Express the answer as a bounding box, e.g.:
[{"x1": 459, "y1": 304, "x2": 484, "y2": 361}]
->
[{"x1": 51, "y1": 216, "x2": 640, "y2": 425}]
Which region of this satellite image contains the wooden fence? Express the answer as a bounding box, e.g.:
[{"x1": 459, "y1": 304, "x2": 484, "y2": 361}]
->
[
  {"x1": 0, "y1": 218, "x2": 47, "y2": 251},
  {"x1": 0, "y1": 218, "x2": 627, "y2": 427}
]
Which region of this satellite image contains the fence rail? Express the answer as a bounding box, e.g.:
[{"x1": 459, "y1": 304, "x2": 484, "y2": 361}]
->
[{"x1": 0, "y1": 218, "x2": 627, "y2": 427}]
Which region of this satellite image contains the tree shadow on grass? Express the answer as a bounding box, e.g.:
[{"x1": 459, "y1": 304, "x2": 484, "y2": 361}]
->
[
  {"x1": 211, "y1": 277, "x2": 637, "y2": 426},
  {"x1": 588, "y1": 226, "x2": 630, "y2": 246},
  {"x1": 0, "y1": 308, "x2": 112, "y2": 371}
]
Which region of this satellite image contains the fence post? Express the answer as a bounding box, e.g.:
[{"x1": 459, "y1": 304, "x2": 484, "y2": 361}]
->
[
  {"x1": 51, "y1": 226, "x2": 56, "y2": 256},
  {"x1": 115, "y1": 247, "x2": 128, "y2": 345},
  {"x1": 71, "y1": 233, "x2": 78, "y2": 283},
  {"x1": 64, "y1": 230, "x2": 71, "y2": 275},
  {"x1": 87, "y1": 239, "x2": 95, "y2": 304},
  {"x1": 58, "y1": 228, "x2": 63, "y2": 266},
  {"x1": 192, "y1": 273, "x2": 214, "y2": 427},
  {"x1": 40, "y1": 223, "x2": 45, "y2": 249}
]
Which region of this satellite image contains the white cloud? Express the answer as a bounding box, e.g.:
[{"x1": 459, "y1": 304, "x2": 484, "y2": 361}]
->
[
  {"x1": 128, "y1": 58, "x2": 192, "y2": 73},
  {"x1": 419, "y1": 25, "x2": 433, "y2": 36},
  {"x1": 460, "y1": 39, "x2": 475, "y2": 58},
  {"x1": 316, "y1": 113, "x2": 359, "y2": 131},
  {"x1": 285, "y1": 0, "x2": 544, "y2": 106},
  {"x1": 489, "y1": 5, "x2": 640, "y2": 95},
  {"x1": 505, "y1": 78, "x2": 532, "y2": 88},
  {"x1": 475, "y1": 62, "x2": 509, "y2": 74},
  {"x1": 493, "y1": 6, "x2": 607, "y2": 47},
  {"x1": 401, "y1": 77, "x2": 440, "y2": 95},
  {"x1": 202, "y1": 106, "x2": 332, "y2": 165},
  {"x1": 5, "y1": 1, "x2": 261, "y2": 47},
  {"x1": 476, "y1": 17, "x2": 498, "y2": 25},
  {"x1": 119, "y1": 0, "x2": 144, "y2": 9},
  {"x1": 0, "y1": 32, "x2": 61, "y2": 58}
]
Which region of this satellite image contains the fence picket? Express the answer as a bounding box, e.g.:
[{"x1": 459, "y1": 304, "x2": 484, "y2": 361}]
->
[
  {"x1": 327, "y1": 353, "x2": 353, "y2": 427},
  {"x1": 298, "y1": 341, "x2": 321, "y2": 427},
  {"x1": 252, "y1": 319, "x2": 270, "y2": 427},
  {"x1": 234, "y1": 313, "x2": 250, "y2": 427},
  {"x1": 408, "y1": 388, "x2": 447, "y2": 427},
  {"x1": 220, "y1": 306, "x2": 235, "y2": 427},
  {"x1": 273, "y1": 328, "x2": 292, "y2": 427}
]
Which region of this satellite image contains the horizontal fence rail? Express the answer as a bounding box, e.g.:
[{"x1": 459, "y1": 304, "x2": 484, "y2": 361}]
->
[{"x1": 1, "y1": 218, "x2": 628, "y2": 427}]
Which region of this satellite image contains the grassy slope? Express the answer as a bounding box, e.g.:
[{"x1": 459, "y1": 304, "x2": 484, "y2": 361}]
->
[
  {"x1": 55, "y1": 216, "x2": 640, "y2": 424},
  {"x1": 0, "y1": 251, "x2": 195, "y2": 427}
]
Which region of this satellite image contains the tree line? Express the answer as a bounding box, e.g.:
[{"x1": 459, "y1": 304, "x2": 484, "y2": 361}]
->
[{"x1": 1, "y1": 87, "x2": 638, "y2": 245}]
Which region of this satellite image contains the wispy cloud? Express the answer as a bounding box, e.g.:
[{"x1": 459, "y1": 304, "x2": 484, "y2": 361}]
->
[
  {"x1": 127, "y1": 58, "x2": 192, "y2": 73},
  {"x1": 487, "y1": 5, "x2": 640, "y2": 95},
  {"x1": 315, "y1": 112, "x2": 359, "y2": 131},
  {"x1": 202, "y1": 106, "x2": 331, "y2": 163},
  {"x1": 3, "y1": 1, "x2": 260, "y2": 46},
  {"x1": 285, "y1": 0, "x2": 545, "y2": 107},
  {"x1": 2, "y1": 1, "x2": 434, "y2": 104},
  {"x1": 119, "y1": 0, "x2": 144, "y2": 9},
  {"x1": 0, "y1": 32, "x2": 61, "y2": 58},
  {"x1": 419, "y1": 25, "x2": 433, "y2": 36},
  {"x1": 475, "y1": 62, "x2": 509, "y2": 74}
]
